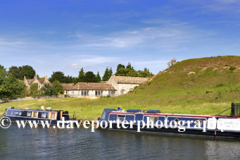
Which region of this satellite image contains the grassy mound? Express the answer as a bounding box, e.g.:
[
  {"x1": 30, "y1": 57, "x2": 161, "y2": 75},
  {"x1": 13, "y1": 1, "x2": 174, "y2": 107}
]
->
[{"x1": 1, "y1": 56, "x2": 240, "y2": 119}]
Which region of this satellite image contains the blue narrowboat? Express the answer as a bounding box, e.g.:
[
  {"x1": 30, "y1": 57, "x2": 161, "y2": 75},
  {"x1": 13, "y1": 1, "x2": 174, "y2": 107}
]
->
[
  {"x1": 2, "y1": 107, "x2": 70, "y2": 125},
  {"x1": 100, "y1": 103, "x2": 240, "y2": 138}
]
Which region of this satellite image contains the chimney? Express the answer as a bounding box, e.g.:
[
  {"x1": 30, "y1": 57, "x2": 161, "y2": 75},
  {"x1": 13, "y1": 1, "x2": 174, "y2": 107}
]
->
[
  {"x1": 34, "y1": 74, "x2": 37, "y2": 80},
  {"x1": 45, "y1": 75, "x2": 47, "y2": 80},
  {"x1": 24, "y1": 76, "x2": 26, "y2": 81}
]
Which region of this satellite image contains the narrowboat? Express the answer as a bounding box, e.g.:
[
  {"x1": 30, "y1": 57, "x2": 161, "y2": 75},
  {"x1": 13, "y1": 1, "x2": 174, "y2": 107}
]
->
[
  {"x1": 2, "y1": 107, "x2": 71, "y2": 125},
  {"x1": 99, "y1": 103, "x2": 240, "y2": 138}
]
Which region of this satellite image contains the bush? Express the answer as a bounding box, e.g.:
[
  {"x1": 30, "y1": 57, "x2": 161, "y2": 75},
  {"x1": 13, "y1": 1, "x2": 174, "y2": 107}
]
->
[
  {"x1": 216, "y1": 83, "x2": 224, "y2": 87},
  {"x1": 230, "y1": 66, "x2": 236, "y2": 71},
  {"x1": 30, "y1": 83, "x2": 38, "y2": 95},
  {"x1": 147, "y1": 81, "x2": 152, "y2": 85},
  {"x1": 206, "y1": 91, "x2": 213, "y2": 94}
]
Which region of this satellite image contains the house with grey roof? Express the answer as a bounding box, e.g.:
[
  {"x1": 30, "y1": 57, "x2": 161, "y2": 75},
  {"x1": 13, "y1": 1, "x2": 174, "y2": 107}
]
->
[{"x1": 62, "y1": 76, "x2": 149, "y2": 97}]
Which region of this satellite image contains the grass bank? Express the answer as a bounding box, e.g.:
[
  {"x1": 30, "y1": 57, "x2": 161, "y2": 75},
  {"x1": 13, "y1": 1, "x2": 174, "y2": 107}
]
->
[{"x1": 1, "y1": 56, "x2": 240, "y2": 119}]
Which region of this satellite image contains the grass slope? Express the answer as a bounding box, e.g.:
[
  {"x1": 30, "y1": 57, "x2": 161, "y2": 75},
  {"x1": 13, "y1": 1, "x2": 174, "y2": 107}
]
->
[{"x1": 1, "y1": 56, "x2": 240, "y2": 119}]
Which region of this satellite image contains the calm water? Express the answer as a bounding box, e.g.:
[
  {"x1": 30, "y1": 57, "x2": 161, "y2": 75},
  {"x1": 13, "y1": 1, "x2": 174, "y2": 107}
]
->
[{"x1": 0, "y1": 124, "x2": 240, "y2": 160}]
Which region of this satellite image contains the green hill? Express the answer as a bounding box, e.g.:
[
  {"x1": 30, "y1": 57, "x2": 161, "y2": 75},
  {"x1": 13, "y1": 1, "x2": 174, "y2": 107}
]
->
[{"x1": 1, "y1": 55, "x2": 240, "y2": 119}]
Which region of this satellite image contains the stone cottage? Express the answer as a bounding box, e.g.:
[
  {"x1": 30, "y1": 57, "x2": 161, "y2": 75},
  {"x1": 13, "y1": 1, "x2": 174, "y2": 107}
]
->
[
  {"x1": 24, "y1": 75, "x2": 50, "y2": 90},
  {"x1": 107, "y1": 76, "x2": 149, "y2": 95},
  {"x1": 62, "y1": 76, "x2": 149, "y2": 97}
]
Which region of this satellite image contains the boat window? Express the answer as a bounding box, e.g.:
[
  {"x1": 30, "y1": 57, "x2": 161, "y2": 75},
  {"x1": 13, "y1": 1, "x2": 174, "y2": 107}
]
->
[
  {"x1": 27, "y1": 112, "x2": 32, "y2": 117},
  {"x1": 117, "y1": 115, "x2": 126, "y2": 122},
  {"x1": 41, "y1": 113, "x2": 47, "y2": 118},
  {"x1": 149, "y1": 117, "x2": 158, "y2": 123},
  {"x1": 32, "y1": 112, "x2": 38, "y2": 118},
  {"x1": 49, "y1": 112, "x2": 57, "y2": 120},
  {"x1": 14, "y1": 112, "x2": 18, "y2": 115},
  {"x1": 19, "y1": 112, "x2": 22, "y2": 116}
]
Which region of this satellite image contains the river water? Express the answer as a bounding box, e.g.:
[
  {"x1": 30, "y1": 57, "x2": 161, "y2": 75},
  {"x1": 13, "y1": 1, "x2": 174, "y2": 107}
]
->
[{"x1": 0, "y1": 124, "x2": 240, "y2": 159}]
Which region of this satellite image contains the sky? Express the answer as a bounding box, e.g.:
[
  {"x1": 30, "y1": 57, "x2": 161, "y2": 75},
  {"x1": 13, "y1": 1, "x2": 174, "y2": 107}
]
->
[{"x1": 0, "y1": 0, "x2": 240, "y2": 78}]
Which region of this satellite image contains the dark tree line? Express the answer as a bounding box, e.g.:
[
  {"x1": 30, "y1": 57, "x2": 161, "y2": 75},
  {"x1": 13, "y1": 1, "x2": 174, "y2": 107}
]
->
[
  {"x1": 48, "y1": 71, "x2": 77, "y2": 83},
  {"x1": 115, "y1": 62, "x2": 153, "y2": 78},
  {"x1": 8, "y1": 65, "x2": 36, "y2": 80}
]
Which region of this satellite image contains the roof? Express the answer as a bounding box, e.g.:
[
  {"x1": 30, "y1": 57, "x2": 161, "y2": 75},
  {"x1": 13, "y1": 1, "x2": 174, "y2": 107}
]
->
[
  {"x1": 62, "y1": 82, "x2": 116, "y2": 91},
  {"x1": 26, "y1": 79, "x2": 34, "y2": 85},
  {"x1": 109, "y1": 76, "x2": 149, "y2": 84},
  {"x1": 61, "y1": 83, "x2": 74, "y2": 90},
  {"x1": 38, "y1": 78, "x2": 45, "y2": 84}
]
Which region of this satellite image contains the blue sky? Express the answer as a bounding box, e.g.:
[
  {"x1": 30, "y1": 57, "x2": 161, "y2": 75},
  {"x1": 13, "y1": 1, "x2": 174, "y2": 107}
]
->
[{"x1": 1, "y1": 0, "x2": 240, "y2": 77}]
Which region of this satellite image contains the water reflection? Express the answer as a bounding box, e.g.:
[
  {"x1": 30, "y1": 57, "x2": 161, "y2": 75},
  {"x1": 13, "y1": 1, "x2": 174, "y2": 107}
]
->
[{"x1": 0, "y1": 124, "x2": 240, "y2": 159}]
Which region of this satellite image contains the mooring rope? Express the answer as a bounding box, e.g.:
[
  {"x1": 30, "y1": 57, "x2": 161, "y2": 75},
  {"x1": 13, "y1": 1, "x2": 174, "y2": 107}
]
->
[{"x1": 216, "y1": 107, "x2": 231, "y2": 116}]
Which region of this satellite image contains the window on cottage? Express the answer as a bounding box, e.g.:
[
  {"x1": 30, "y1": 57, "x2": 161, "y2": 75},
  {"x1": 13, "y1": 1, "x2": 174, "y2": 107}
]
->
[
  {"x1": 122, "y1": 84, "x2": 124, "y2": 87},
  {"x1": 95, "y1": 91, "x2": 102, "y2": 96},
  {"x1": 108, "y1": 91, "x2": 115, "y2": 96},
  {"x1": 131, "y1": 84, "x2": 133, "y2": 88},
  {"x1": 71, "y1": 91, "x2": 74, "y2": 95},
  {"x1": 81, "y1": 90, "x2": 89, "y2": 96}
]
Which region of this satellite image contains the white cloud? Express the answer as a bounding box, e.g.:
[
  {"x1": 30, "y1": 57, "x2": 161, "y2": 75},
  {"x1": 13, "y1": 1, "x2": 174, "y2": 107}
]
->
[
  {"x1": 73, "y1": 26, "x2": 193, "y2": 50},
  {"x1": 70, "y1": 63, "x2": 79, "y2": 66}
]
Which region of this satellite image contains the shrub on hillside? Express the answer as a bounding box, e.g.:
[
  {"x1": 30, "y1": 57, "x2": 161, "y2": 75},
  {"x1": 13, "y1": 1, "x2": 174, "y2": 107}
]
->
[
  {"x1": 229, "y1": 66, "x2": 236, "y2": 71},
  {"x1": 206, "y1": 91, "x2": 213, "y2": 94},
  {"x1": 216, "y1": 83, "x2": 224, "y2": 87}
]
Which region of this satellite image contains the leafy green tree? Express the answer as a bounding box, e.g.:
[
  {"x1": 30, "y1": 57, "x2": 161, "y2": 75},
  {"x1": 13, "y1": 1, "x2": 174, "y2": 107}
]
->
[
  {"x1": 49, "y1": 71, "x2": 65, "y2": 83},
  {"x1": 138, "y1": 68, "x2": 153, "y2": 77},
  {"x1": 64, "y1": 75, "x2": 76, "y2": 83},
  {"x1": 96, "y1": 72, "x2": 101, "y2": 82},
  {"x1": 109, "y1": 67, "x2": 113, "y2": 78},
  {"x1": 126, "y1": 62, "x2": 133, "y2": 70},
  {"x1": 85, "y1": 71, "x2": 97, "y2": 82},
  {"x1": 76, "y1": 68, "x2": 86, "y2": 82},
  {"x1": 19, "y1": 65, "x2": 36, "y2": 80},
  {"x1": 41, "y1": 83, "x2": 53, "y2": 96},
  {"x1": 0, "y1": 74, "x2": 26, "y2": 99},
  {"x1": 8, "y1": 66, "x2": 20, "y2": 79},
  {"x1": 0, "y1": 65, "x2": 7, "y2": 85},
  {"x1": 127, "y1": 70, "x2": 138, "y2": 77},
  {"x1": 116, "y1": 64, "x2": 125, "y2": 71},
  {"x1": 30, "y1": 83, "x2": 38, "y2": 95},
  {"x1": 116, "y1": 68, "x2": 128, "y2": 76},
  {"x1": 102, "y1": 67, "x2": 113, "y2": 81},
  {"x1": 102, "y1": 67, "x2": 109, "y2": 81},
  {"x1": 52, "y1": 80, "x2": 63, "y2": 95}
]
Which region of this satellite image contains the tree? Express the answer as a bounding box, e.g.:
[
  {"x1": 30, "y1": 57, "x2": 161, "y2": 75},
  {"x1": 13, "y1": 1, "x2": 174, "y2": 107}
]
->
[
  {"x1": 49, "y1": 71, "x2": 65, "y2": 83},
  {"x1": 126, "y1": 62, "x2": 133, "y2": 70},
  {"x1": 76, "y1": 68, "x2": 86, "y2": 82},
  {"x1": 102, "y1": 67, "x2": 109, "y2": 81},
  {"x1": 0, "y1": 74, "x2": 26, "y2": 99},
  {"x1": 0, "y1": 65, "x2": 7, "y2": 85},
  {"x1": 41, "y1": 83, "x2": 53, "y2": 96},
  {"x1": 138, "y1": 68, "x2": 153, "y2": 77},
  {"x1": 85, "y1": 71, "x2": 97, "y2": 82},
  {"x1": 19, "y1": 65, "x2": 36, "y2": 80},
  {"x1": 167, "y1": 62, "x2": 170, "y2": 68},
  {"x1": 116, "y1": 64, "x2": 125, "y2": 72},
  {"x1": 52, "y1": 80, "x2": 63, "y2": 95},
  {"x1": 8, "y1": 66, "x2": 20, "y2": 79},
  {"x1": 109, "y1": 67, "x2": 113, "y2": 78},
  {"x1": 96, "y1": 72, "x2": 101, "y2": 82},
  {"x1": 30, "y1": 83, "x2": 38, "y2": 95},
  {"x1": 127, "y1": 70, "x2": 138, "y2": 77}
]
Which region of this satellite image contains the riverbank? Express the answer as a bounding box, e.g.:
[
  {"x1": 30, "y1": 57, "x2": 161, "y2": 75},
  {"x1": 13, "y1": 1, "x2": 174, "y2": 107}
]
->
[{"x1": 0, "y1": 97, "x2": 232, "y2": 120}]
